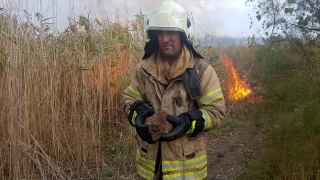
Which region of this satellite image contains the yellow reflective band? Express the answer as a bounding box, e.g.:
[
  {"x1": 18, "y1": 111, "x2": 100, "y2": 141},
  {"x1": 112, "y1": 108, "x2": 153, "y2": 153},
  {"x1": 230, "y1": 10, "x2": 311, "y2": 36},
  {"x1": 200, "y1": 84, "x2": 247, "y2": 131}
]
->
[
  {"x1": 132, "y1": 111, "x2": 137, "y2": 125},
  {"x1": 185, "y1": 120, "x2": 196, "y2": 134},
  {"x1": 162, "y1": 154, "x2": 207, "y2": 172},
  {"x1": 124, "y1": 85, "x2": 143, "y2": 101},
  {"x1": 137, "y1": 164, "x2": 154, "y2": 180},
  {"x1": 136, "y1": 149, "x2": 156, "y2": 171},
  {"x1": 200, "y1": 109, "x2": 211, "y2": 130},
  {"x1": 196, "y1": 88, "x2": 223, "y2": 105},
  {"x1": 163, "y1": 166, "x2": 207, "y2": 180}
]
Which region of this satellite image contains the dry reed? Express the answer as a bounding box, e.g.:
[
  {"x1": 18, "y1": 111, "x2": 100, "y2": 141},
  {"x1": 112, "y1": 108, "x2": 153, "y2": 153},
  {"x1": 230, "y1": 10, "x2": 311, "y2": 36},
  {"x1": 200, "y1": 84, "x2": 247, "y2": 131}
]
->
[{"x1": 0, "y1": 8, "x2": 142, "y2": 179}]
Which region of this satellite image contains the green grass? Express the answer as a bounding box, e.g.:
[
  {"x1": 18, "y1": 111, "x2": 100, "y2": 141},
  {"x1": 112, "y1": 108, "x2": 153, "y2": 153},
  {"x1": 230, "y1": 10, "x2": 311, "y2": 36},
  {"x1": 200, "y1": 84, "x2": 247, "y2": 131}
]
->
[
  {"x1": 208, "y1": 116, "x2": 240, "y2": 138},
  {"x1": 208, "y1": 112, "x2": 248, "y2": 139},
  {"x1": 237, "y1": 40, "x2": 320, "y2": 180}
]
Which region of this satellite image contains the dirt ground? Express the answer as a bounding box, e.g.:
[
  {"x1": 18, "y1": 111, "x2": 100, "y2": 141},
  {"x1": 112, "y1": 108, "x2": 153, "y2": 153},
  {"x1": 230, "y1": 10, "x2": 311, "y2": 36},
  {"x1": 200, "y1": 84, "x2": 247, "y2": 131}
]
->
[{"x1": 206, "y1": 120, "x2": 267, "y2": 180}]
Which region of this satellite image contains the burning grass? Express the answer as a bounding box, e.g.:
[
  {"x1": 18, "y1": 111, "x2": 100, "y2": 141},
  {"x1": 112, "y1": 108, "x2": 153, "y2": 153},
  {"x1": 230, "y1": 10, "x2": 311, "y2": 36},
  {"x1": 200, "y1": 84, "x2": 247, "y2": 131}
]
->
[{"x1": 220, "y1": 53, "x2": 251, "y2": 101}]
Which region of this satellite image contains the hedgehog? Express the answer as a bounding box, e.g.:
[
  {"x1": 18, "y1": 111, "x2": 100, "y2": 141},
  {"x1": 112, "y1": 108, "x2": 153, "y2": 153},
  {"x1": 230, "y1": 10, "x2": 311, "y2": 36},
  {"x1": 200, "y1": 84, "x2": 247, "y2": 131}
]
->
[{"x1": 145, "y1": 110, "x2": 173, "y2": 141}]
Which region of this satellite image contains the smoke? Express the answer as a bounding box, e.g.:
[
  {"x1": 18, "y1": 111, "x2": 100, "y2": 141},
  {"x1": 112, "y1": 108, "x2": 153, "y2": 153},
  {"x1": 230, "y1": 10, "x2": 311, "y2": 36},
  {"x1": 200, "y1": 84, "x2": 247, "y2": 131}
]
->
[
  {"x1": 130, "y1": 0, "x2": 254, "y2": 37},
  {"x1": 27, "y1": 0, "x2": 256, "y2": 37}
]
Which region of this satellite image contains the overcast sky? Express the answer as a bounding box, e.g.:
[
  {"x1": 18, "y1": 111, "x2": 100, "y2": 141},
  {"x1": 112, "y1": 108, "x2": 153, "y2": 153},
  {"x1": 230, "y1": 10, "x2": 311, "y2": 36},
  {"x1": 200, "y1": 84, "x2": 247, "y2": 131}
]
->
[{"x1": 6, "y1": 0, "x2": 260, "y2": 37}]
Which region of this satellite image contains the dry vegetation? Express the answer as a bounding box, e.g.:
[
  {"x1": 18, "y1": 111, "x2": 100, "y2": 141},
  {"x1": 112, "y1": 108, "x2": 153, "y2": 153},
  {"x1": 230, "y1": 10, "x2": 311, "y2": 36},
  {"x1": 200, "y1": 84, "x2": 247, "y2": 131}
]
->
[
  {"x1": 0, "y1": 4, "x2": 262, "y2": 178},
  {"x1": 0, "y1": 7, "x2": 147, "y2": 179}
]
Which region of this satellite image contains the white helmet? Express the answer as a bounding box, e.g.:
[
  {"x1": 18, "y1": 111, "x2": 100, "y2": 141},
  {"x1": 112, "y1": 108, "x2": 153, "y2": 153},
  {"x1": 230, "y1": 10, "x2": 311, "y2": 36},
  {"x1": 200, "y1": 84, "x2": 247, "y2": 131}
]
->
[{"x1": 147, "y1": 0, "x2": 191, "y2": 39}]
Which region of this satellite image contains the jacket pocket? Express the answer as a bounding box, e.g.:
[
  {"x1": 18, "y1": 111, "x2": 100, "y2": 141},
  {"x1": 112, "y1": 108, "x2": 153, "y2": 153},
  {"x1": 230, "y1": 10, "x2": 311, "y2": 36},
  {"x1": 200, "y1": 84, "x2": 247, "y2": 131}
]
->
[
  {"x1": 136, "y1": 134, "x2": 149, "y2": 156},
  {"x1": 135, "y1": 134, "x2": 159, "y2": 159},
  {"x1": 172, "y1": 89, "x2": 188, "y2": 115},
  {"x1": 182, "y1": 136, "x2": 206, "y2": 159}
]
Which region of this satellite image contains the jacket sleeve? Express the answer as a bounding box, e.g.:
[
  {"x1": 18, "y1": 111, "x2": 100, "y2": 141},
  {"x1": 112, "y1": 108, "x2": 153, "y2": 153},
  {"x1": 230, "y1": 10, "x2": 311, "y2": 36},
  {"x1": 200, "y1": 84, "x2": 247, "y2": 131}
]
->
[
  {"x1": 196, "y1": 65, "x2": 226, "y2": 131},
  {"x1": 122, "y1": 63, "x2": 147, "y2": 114}
]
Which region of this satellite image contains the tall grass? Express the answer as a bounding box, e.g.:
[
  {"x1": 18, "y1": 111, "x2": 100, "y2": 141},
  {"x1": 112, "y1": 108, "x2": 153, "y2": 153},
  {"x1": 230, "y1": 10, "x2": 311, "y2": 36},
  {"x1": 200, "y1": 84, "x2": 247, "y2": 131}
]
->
[{"x1": 0, "y1": 8, "x2": 143, "y2": 179}]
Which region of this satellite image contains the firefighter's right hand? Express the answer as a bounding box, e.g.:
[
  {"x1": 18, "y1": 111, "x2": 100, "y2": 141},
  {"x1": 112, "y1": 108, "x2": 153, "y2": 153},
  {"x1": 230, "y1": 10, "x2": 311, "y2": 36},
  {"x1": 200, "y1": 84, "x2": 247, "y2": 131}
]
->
[
  {"x1": 135, "y1": 110, "x2": 158, "y2": 144},
  {"x1": 127, "y1": 101, "x2": 150, "y2": 127}
]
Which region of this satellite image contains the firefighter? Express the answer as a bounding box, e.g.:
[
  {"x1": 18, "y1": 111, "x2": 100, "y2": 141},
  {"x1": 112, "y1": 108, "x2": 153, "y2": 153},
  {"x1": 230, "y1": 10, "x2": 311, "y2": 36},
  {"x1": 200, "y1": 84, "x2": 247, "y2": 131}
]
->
[{"x1": 122, "y1": 0, "x2": 226, "y2": 179}]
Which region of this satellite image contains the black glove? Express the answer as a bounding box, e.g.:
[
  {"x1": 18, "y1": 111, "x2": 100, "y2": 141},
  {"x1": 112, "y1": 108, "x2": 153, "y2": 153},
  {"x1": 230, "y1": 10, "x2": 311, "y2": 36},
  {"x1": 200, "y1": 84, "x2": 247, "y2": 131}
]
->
[
  {"x1": 160, "y1": 110, "x2": 205, "y2": 141},
  {"x1": 127, "y1": 101, "x2": 149, "y2": 127},
  {"x1": 135, "y1": 110, "x2": 158, "y2": 144}
]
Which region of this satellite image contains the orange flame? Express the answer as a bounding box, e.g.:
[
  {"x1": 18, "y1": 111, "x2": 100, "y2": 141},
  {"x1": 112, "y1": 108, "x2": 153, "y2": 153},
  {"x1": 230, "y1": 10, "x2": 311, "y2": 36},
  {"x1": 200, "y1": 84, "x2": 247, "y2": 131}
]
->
[{"x1": 220, "y1": 53, "x2": 252, "y2": 101}]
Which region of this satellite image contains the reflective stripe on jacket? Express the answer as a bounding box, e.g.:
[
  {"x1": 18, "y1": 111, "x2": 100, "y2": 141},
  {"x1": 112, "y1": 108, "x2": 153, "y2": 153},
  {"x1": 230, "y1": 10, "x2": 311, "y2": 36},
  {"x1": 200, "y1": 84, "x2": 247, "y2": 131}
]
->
[{"x1": 123, "y1": 52, "x2": 226, "y2": 180}]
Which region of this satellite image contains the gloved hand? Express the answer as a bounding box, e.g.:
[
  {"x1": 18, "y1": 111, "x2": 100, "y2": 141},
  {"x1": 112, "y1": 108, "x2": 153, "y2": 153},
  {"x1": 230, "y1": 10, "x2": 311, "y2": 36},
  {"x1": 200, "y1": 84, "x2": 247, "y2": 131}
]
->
[
  {"x1": 135, "y1": 110, "x2": 158, "y2": 144},
  {"x1": 160, "y1": 110, "x2": 205, "y2": 141},
  {"x1": 127, "y1": 101, "x2": 150, "y2": 127}
]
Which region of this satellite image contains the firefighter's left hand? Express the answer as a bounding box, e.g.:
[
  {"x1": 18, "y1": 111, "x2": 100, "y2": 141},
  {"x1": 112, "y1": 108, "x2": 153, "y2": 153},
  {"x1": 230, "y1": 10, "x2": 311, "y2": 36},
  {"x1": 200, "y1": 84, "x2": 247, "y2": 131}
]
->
[
  {"x1": 160, "y1": 110, "x2": 205, "y2": 141},
  {"x1": 159, "y1": 113, "x2": 191, "y2": 141}
]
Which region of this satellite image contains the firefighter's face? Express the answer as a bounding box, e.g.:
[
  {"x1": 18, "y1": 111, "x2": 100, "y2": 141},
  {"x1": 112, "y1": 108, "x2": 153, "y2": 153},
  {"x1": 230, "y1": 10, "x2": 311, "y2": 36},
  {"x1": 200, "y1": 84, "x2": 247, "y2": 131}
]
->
[{"x1": 157, "y1": 31, "x2": 182, "y2": 61}]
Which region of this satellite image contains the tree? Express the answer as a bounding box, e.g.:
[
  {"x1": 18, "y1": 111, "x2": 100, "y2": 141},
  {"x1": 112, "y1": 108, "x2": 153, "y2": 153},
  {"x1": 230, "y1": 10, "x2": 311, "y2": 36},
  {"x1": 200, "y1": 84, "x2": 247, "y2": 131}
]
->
[{"x1": 246, "y1": 0, "x2": 320, "y2": 40}]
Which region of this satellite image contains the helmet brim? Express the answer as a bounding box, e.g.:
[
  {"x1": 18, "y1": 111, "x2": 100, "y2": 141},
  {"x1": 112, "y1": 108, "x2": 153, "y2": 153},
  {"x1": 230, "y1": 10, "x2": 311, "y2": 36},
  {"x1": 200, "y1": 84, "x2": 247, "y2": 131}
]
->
[{"x1": 147, "y1": 27, "x2": 188, "y2": 40}]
